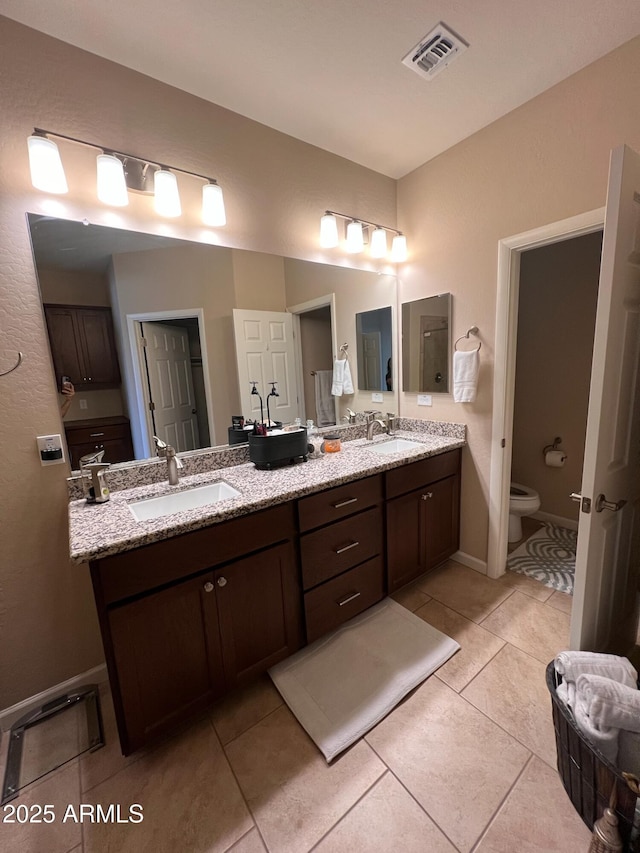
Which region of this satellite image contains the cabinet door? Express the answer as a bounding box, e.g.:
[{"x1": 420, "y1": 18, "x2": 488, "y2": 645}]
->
[
  {"x1": 107, "y1": 572, "x2": 224, "y2": 754},
  {"x1": 76, "y1": 308, "x2": 121, "y2": 386},
  {"x1": 43, "y1": 305, "x2": 85, "y2": 386},
  {"x1": 423, "y1": 473, "x2": 460, "y2": 570},
  {"x1": 386, "y1": 487, "x2": 426, "y2": 593},
  {"x1": 214, "y1": 542, "x2": 303, "y2": 688}
]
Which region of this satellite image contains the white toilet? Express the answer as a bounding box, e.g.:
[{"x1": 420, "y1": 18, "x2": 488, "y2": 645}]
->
[{"x1": 508, "y1": 482, "x2": 541, "y2": 543}]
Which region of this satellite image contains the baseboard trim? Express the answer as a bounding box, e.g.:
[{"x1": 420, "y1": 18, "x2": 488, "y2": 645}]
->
[
  {"x1": 533, "y1": 511, "x2": 578, "y2": 531},
  {"x1": 0, "y1": 663, "x2": 108, "y2": 732},
  {"x1": 452, "y1": 550, "x2": 487, "y2": 575}
]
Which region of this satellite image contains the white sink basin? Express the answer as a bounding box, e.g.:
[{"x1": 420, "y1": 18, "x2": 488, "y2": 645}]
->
[
  {"x1": 367, "y1": 438, "x2": 423, "y2": 455},
  {"x1": 128, "y1": 481, "x2": 241, "y2": 521}
]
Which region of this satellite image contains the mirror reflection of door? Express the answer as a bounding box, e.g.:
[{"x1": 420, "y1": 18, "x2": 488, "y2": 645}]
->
[
  {"x1": 419, "y1": 315, "x2": 449, "y2": 392},
  {"x1": 139, "y1": 319, "x2": 209, "y2": 453},
  {"x1": 402, "y1": 293, "x2": 451, "y2": 393},
  {"x1": 355, "y1": 306, "x2": 393, "y2": 392},
  {"x1": 361, "y1": 332, "x2": 382, "y2": 389}
]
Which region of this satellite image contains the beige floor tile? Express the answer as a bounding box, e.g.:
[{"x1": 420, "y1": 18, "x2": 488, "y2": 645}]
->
[
  {"x1": 415, "y1": 562, "x2": 514, "y2": 623},
  {"x1": 497, "y1": 569, "x2": 554, "y2": 602},
  {"x1": 480, "y1": 591, "x2": 570, "y2": 664},
  {"x1": 414, "y1": 600, "x2": 505, "y2": 692},
  {"x1": 210, "y1": 675, "x2": 283, "y2": 746},
  {"x1": 390, "y1": 581, "x2": 432, "y2": 612},
  {"x1": 546, "y1": 590, "x2": 574, "y2": 615},
  {"x1": 366, "y1": 677, "x2": 529, "y2": 853},
  {"x1": 83, "y1": 717, "x2": 252, "y2": 853},
  {"x1": 225, "y1": 828, "x2": 266, "y2": 852},
  {"x1": 225, "y1": 704, "x2": 385, "y2": 853},
  {"x1": 462, "y1": 644, "x2": 557, "y2": 767},
  {"x1": 314, "y1": 771, "x2": 457, "y2": 853},
  {"x1": 0, "y1": 763, "x2": 81, "y2": 853},
  {"x1": 475, "y1": 756, "x2": 591, "y2": 852}
]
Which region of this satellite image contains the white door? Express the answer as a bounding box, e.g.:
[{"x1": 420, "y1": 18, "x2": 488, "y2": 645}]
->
[
  {"x1": 142, "y1": 322, "x2": 200, "y2": 453},
  {"x1": 233, "y1": 309, "x2": 300, "y2": 425},
  {"x1": 570, "y1": 145, "x2": 640, "y2": 652},
  {"x1": 360, "y1": 332, "x2": 381, "y2": 390}
]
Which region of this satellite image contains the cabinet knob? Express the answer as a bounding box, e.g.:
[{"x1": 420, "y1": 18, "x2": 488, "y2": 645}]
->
[
  {"x1": 203, "y1": 581, "x2": 214, "y2": 593},
  {"x1": 217, "y1": 577, "x2": 228, "y2": 587},
  {"x1": 421, "y1": 492, "x2": 433, "y2": 500}
]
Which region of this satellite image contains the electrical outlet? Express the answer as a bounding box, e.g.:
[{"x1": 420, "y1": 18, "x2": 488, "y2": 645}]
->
[
  {"x1": 371, "y1": 392, "x2": 383, "y2": 403},
  {"x1": 417, "y1": 394, "x2": 432, "y2": 406},
  {"x1": 36, "y1": 434, "x2": 65, "y2": 466},
  {"x1": 79, "y1": 399, "x2": 88, "y2": 410}
]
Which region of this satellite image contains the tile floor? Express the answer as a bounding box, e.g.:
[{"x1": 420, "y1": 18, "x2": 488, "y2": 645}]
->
[{"x1": 0, "y1": 559, "x2": 592, "y2": 853}]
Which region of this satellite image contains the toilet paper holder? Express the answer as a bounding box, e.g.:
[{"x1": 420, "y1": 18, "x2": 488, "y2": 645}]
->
[{"x1": 543, "y1": 436, "x2": 563, "y2": 456}]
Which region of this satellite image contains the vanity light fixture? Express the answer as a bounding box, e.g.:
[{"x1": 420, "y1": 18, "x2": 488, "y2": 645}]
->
[
  {"x1": 27, "y1": 128, "x2": 226, "y2": 226},
  {"x1": 319, "y1": 209, "x2": 408, "y2": 262}
]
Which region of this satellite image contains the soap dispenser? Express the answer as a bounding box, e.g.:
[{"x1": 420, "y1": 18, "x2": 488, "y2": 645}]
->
[{"x1": 84, "y1": 463, "x2": 111, "y2": 503}]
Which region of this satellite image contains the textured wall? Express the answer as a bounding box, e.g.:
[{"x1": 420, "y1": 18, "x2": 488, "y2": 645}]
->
[
  {"x1": 398, "y1": 36, "x2": 640, "y2": 563},
  {"x1": 0, "y1": 17, "x2": 395, "y2": 708}
]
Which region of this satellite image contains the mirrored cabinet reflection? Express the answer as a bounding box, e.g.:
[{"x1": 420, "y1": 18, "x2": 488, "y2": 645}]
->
[
  {"x1": 355, "y1": 306, "x2": 393, "y2": 392},
  {"x1": 402, "y1": 293, "x2": 451, "y2": 394}
]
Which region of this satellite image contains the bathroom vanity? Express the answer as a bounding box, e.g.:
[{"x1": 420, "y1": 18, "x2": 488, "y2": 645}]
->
[{"x1": 71, "y1": 429, "x2": 463, "y2": 754}]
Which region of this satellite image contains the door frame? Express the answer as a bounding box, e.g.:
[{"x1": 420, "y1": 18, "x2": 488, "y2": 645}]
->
[
  {"x1": 287, "y1": 293, "x2": 338, "y2": 424},
  {"x1": 487, "y1": 207, "x2": 605, "y2": 579},
  {"x1": 126, "y1": 308, "x2": 215, "y2": 459}
]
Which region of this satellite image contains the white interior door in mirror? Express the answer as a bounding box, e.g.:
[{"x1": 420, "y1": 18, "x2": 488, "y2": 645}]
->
[
  {"x1": 141, "y1": 322, "x2": 200, "y2": 453},
  {"x1": 233, "y1": 309, "x2": 300, "y2": 425}
]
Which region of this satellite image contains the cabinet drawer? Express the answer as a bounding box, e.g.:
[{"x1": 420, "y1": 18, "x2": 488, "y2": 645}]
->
[
  {"x1": 385, "y1": 449, "x2": 461, "y2": 499},
  {"x1": 66, "y1": 423, "x2": 128, "y2": 445},
  {"x1": 93, "y1": 502, "x2": 296, "y2": 604},
  {"x1": 300, "y1": 506, "x2": 383, "y2": 590},
  {"x1": 298, "y1": 474, "x2": 382, "y2": 532},
  {"x1": 304, "y1": 556, "x2": 385, "y2": 643}
]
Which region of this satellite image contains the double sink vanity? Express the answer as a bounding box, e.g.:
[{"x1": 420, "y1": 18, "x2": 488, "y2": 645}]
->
[{"x1": 69, "y1": 422, "x2": 465, "y2": 755}]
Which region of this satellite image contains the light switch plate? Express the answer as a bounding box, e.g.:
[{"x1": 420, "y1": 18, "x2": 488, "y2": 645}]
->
[
  {"x1": 37, "y1": 434, "x2": 65, "y2": 466},
  {"x1": 371, "y1": 392, "x2": 383, "y2": 403},
  {"x1": 79, "y1": 399, "x2": 88, "y2": 410},
  {"x1": 417, "y1": 394, "x2": 432, "y2": 406}
]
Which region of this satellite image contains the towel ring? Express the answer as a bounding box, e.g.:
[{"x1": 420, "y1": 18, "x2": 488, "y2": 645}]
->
[
  {"x1": 454, "y1": 327, "x2": 481, "y2": 352},
  {"x1": 0, "y1": 351, "x2": 24, "y2": 377}
]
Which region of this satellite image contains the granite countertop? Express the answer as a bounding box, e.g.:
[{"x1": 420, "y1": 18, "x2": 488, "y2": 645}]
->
[{"x1": 69, "y1": 428, "x2": 465, "y2": 565}]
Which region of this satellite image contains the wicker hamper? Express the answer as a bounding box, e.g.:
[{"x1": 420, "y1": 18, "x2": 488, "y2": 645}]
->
[{"x1": 546, "y1": 661, "x2": 639, "y2": 850}]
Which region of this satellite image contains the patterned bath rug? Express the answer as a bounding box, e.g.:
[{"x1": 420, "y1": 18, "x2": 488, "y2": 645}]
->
[{"x1": 507, "y1": 523, "x2": 576, "y2": 595}]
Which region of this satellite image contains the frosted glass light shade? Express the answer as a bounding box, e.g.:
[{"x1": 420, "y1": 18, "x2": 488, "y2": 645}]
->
[
  {"x1": 345, "y1": 220, "x2": 364, "y2": 253},
  {"x1": 154, "y1": 169, "x2": 181, "y2": 217},
  {"x1": 96, "y1": 154, "x2": 128, "y2": 206},
  {"x1": 202, "y1": 182, "x2": 226, "y2": 226},
  {"x1": 320, "y1": 213, "x2": 339, "y2": 248},
  {"x1": 370, "y1": 227, "x2": 387, "y2": 258},
  {"x1": 27, "y1": 135, "x2": 68, "y2": 194},
  {"x1": 391, "y1": 233, "x2": 408, "y2": 262}
]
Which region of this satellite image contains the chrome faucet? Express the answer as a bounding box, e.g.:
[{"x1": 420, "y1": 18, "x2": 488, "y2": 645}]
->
[
  {"x1": 154, "y1": 436, "x2": 184, "y2": 485},
  {"x1": 342, "y1": 408, "x2": 357, "y2": 425},
  {"x1": 385, "y1": 412, "x2": 397, "y2": 435},
  {"x1": 365, "y1": 411, "x2": 386, "y2": 441}
]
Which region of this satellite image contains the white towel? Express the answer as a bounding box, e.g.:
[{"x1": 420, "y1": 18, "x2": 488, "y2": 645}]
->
[
  {"x1": 573, "y1": 690, "x2": 619, "y2": 764},
  {"x1": 331, "y1": 358, "x2": 354, "y2": 397},
  {"x1": 576, "y1": 674, "x2": 640, "y2": 733},
  {"x1": 554, "y1": 652, "x2": 637, "y2": 688},
  {"x1": 314, "y1": 370, "x2": 335, "y2": 427},
  {"x1": 453, "y1": 349, "x2": 479, "y2": 402},
  {"x1": 556, "y1": 680, "x2": 576, "y2": 711}
]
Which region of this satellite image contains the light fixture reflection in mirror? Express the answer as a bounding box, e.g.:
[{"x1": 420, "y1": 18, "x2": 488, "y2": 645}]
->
[
  {"x1": 402, "y1": 293, "x2": 451, "y2": 393},
  {"x1": 355, "y1": 307, "x2": 393, "y2": 392}
]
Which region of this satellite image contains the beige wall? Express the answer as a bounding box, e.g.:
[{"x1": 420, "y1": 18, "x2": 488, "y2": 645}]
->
[
  {"x1": 512, "y1": 233, "x2": 601, "y2": 521},
  {"x1": 232, "y1": 250, "x2": 287, "y2": 311},
  {"x1": 398, "y1": 35, "x2": 640, "y2": 562},
  {"x1": 0, "y1": 17, "x2": 396, "y2": 709}
]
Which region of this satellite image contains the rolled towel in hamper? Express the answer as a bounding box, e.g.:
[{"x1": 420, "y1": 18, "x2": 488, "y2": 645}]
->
[
  {"x1": 554, "y1": 651, "x2": 637, "y2": 688},
  {"x1": 576, "y1": 673, "x2": 640, "y2": 733},
  {"x1": 573, "y1": 691, "x2": 619, "y2": 764}
]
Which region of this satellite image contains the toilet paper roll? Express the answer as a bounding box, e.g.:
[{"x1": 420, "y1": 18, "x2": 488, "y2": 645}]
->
[{"x1": 545, "y1": 450, "x2": 567, "y2": 467}]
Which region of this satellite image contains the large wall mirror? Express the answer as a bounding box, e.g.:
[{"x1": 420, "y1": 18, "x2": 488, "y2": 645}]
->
[
  {"x1": 355, "y1": 307, "x2": 393, "y2": 392},
  {"x1": 27, "y1": 214, "x2": 397, "y2": 470},
  {"x1": 402, "y1": 293, "x2": 451, "y2": 393}
]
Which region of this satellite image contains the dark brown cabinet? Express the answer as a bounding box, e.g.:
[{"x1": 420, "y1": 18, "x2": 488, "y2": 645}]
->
[
  {"x1": 44, "y1": 304, "x2": 121, "y2": 389},
  {"x1": 90, "y1": 504, "x2": 303, "y2": 754},
  {"x1": 65, "y1": 416, "x2": 134, "y2": 468},
  {"x1": 386, "y1": 449, "x2": 461, "y2": 593}
]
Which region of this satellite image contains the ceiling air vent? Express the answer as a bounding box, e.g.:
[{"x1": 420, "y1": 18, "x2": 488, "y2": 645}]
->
[{"x1": 402, "y1": 22, "x2": 468, "y2": 81}]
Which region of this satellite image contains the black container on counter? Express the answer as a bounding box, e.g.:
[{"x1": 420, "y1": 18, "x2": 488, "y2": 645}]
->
[{"x1": 248, "y1": 428, "x2": 308, "y2": 470}]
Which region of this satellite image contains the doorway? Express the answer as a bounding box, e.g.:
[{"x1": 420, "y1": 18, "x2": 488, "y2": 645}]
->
[{"x1": 288, "y1": 294, "x2": 338, "y2": 426}]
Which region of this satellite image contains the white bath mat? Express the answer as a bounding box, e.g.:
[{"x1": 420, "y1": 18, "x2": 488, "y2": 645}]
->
[
  {"x1": 507, "y1": 523, "x2": 577, "y2": 594},
  {"x1": 269, "y1": 597, "x2": 459, "y2": 762}
]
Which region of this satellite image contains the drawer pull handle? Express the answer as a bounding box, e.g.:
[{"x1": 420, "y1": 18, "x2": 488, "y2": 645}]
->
[
  {"x1": 332, "y1": 497, "x2": 358, "y2": 509},
  {"x1": 203, "y1": 582, "x2": 214, "y2": 593},
  {"x1": 421, "y1": 492, "x2": 433, "y2": 501},
  {"x1": 90, "y1": 432, "x2": 105, "y2": 437},
  {"x1": 337, "y1": 591, "x2": 361, "y2": 607},
  {"x1": 335, "y1": 540, "x2": 360, "y2": 555},
  {"x1": 217, "y1": 577, "x2": 228, "y2": 588}
]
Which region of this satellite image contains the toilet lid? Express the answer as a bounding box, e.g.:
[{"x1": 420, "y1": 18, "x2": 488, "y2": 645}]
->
[{"x1": 510, "y1": 482, "x2": 538, "y2": 500}]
